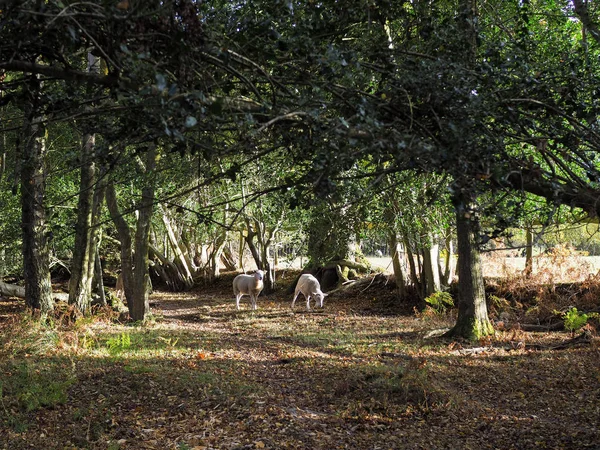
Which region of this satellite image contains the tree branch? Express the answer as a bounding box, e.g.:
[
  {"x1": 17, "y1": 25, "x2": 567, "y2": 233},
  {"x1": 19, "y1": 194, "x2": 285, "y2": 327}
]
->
[{"x1": 0, "y1": 60, "x2": 118, "y2": 87}]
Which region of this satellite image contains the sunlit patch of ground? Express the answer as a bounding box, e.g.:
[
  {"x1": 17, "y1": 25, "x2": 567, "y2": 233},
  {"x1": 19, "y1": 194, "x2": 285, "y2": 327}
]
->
[{"x1": 1, "y1": 270, "x2": 599, "y2": 450}]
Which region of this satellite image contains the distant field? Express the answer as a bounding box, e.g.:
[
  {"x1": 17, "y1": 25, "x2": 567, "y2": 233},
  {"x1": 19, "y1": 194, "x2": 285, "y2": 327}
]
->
[{"x1": 262, "y1": 254, "x2": 600, "y2": 283}]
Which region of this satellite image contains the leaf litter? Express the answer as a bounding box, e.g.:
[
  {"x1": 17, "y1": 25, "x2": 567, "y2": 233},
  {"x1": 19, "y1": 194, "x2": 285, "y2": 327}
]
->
[{"x1": 0, "y1": 271, "x2": 599, "y2": 449}]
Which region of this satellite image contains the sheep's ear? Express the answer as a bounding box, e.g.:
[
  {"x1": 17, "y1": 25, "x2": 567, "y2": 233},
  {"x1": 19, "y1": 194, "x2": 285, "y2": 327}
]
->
[{"x1": 323, "y1": 292, "x2": 328, "y2": 297}]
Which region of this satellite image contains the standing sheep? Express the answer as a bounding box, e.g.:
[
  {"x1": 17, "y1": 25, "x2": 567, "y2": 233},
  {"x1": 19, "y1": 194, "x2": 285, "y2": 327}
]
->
[
  {"x1": 232, "y1": 270, "x2": 264, "y2": 310},
  {"x1": 292, "y1": 273, "x2": 327, "y2": 311}
]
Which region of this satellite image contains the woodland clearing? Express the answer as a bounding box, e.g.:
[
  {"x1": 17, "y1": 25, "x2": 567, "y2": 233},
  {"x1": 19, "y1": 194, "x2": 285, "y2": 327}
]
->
[{"x1": 1, "y1": 268, "x2": 599, "y2": 450}]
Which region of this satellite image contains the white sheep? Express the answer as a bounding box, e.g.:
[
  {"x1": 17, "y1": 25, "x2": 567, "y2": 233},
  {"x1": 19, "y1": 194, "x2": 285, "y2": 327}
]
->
[
  {"x1": 291, "y1": 273, "x2": 327, "y2": 311},
  {"x1": 232, "y1": 270, "x2": 264, "y2": 310}
]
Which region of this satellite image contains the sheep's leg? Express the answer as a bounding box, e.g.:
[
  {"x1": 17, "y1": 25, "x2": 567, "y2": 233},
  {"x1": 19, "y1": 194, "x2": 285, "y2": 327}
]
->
[
  {"x1": 236, "y1": 293, "x2": 242, "y2": 310},
  {"x1": 291, "y1": 291, "x2": 301, "y2": 309},
  {"x1": 251, "y1": 294, "x2": 257, "y2": 310},
  {"x1": 306, "y1": 295, "x2": 311, "y2": 311}
]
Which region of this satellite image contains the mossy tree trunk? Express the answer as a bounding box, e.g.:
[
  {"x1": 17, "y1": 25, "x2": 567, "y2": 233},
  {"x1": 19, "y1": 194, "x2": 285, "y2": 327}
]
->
[{"x1": 445, "y1": 198, "x2": 494, "y2": 340}]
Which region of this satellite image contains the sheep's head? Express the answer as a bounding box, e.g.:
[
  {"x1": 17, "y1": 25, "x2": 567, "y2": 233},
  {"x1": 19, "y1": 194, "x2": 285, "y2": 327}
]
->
[
  {"x1": 254, "y1": 270, "x2": 264, "y2": 281},
  {"x1": 314, "y1": 291, "x2": 327, "y2": 308}
]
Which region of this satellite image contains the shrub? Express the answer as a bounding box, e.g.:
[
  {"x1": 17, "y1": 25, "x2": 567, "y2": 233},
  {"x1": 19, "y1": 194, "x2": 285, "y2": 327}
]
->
[
  {"x1": 563, "y1": 307, "x2": 589, "y2": 335},
  {"x1": 424, "y1": 291, "x2": 454, "y2": 314}
]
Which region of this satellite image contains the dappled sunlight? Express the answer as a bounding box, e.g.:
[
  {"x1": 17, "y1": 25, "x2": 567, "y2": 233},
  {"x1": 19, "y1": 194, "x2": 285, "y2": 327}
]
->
[{"x1": 2, "y1": 278, "x2": 599, "y2": 450}]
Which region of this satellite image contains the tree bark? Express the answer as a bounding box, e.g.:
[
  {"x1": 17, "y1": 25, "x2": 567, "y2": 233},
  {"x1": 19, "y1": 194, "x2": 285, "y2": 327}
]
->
[
  {"x1": 445, "y1": 198, "x2": 494, "y2": 340},
  {"x1": 0, "y1": 281, "x2": 69, "y2": 302},
  {"x1": 20, "y1": 77, "x2": 53, "y2": 316},
  {"x1": 389, "y1": 232, "x2": 406, "y2": 297},
  {"x1": 160, "y1": 206, "x2": 194, "y2": 289},
  {"x1": 131, "y1": 148, "x2": 156, "y2": 321},
  {"x1": 441, "y1": 233, "x2": 455, "y2": 286},
  {"x1": 524, "y1": 226, "x2": 533, "y2": 278},
  {"x1": 68, "y1": 53, "x2": 104, "y2": 315},
  {"x1": 423, "y1": 236, "x2": 441, "y2": 296},
  {"x1": 68, "y1": 132, "x2": 97, "y2": 313},
  {"x1": 105, "y1": 145, "x2": 157, "y2": 321}
]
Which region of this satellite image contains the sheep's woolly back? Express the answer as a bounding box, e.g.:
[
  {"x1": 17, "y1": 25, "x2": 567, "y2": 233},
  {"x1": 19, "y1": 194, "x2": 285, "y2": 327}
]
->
[{"x1": 296, "y1": 274, "x2": 321, "y2": 294}]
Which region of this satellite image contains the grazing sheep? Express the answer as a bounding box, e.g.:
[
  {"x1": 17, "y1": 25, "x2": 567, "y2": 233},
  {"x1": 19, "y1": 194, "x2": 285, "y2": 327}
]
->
[
  {"x1": 292, "y1": 273, "x2": 327, "y2": 311},
  {"x1": 233, "y1": 270, "x2": 264, "y2": 310}
]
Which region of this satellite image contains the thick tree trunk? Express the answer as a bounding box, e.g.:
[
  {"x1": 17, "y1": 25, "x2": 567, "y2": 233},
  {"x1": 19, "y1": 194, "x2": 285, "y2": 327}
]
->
[
  {"x1": 445, "y1": 199, "x2": 494, "y2": 340},
  {"x1": 20, "y1": 81, "x2": 53, "y2": 316},
  {"x1": 131, "y1": 168, "x2": 154, "y2": 321}
]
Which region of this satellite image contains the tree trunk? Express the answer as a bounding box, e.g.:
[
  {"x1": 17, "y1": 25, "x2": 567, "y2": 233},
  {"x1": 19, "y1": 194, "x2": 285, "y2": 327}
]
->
[
  {"x1": 445, "y1": 199, "x2": 494, "y2": 340},
  {"x1": 389, "y1": 232, "x2": 406, "y2": 297},
  {"x1": 403, "y1": 236, "x2": 423, "y2": 298},
  {"x1": 221, "y1": 245, "x2": 238, "y2": 271},
  {"x1": 20, "y1": 78, "x2": 53, "y2": 316},
  {"x1": 68, "y1": 53, "x2": 103, "y2": 315},
  {"x1": 106, "y1": 182, "x2": 135, "y2": 307},
  {"x1": 93, "y1": 247, "x2": 106, "y2": 306},
  {"x1": 105, "y1": 145, "x2": 157, "y2": 321},
  {"x1": 423, "y1": 237, "x2": 441, "y2": 296},
  {"x1": 441, "y1": 233, "x2": 455, "y2": 286},
  {"x1": 68, "y1": 132, "x2": 97, "y2": 313},
  {"x1": 524, "y1": 226, "x2": 533, "y2": 278},
  {"x1": 160, "y1": 206, "x2": 194, "y2": 289},
  {"x1": 148, "y1": 243, "x2": 189, "y2": 290}
]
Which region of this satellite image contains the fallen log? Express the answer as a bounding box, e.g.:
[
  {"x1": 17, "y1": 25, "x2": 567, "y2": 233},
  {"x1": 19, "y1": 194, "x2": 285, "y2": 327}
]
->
[
  {"x1": 0, "y1": 281, "x2": 69, "y2": 302},
  {"x1": 517, "y1": 322, "x2": 564, "y2": 332}
]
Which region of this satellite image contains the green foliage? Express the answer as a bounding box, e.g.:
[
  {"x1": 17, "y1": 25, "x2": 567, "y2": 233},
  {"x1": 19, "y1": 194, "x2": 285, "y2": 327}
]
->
[
  {"x1": 425, "y1": 291, "x2": 454, "y2": 314},
  {"x1": 105, "y1": 332, "x2": 133, "y2": 355},
  {"x1": 563, "y1": 307, "x2": 589, "y2": 334},
  {"x1": 0, "y1": 361, "x2": 74, "y2": 431}
]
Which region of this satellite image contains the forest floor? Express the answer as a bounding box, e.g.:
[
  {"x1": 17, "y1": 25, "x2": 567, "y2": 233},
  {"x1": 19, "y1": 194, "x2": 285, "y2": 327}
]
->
[{"x1": 1, "y1": 270, "x2": 599, "y2": 450}]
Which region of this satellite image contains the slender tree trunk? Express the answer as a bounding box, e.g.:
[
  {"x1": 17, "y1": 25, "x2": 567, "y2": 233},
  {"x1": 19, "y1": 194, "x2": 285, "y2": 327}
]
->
[
  {"x1": 131, "y1": 150, "x2": 155, "y2": 320},
  {"x1": 445, "y1": 198, "x2": 494, "y2": 340},
  {"x1": 221, "y1": 245, "x2": 238, "y2": 271},
  {"x1": 106, "y1": 145, "x2": 157, "y2": 320},
  {"x1": 524, "y1": 226, "x2": 533, "y2": 278},
  {"x1": 210, "y1": 231, "x2": 228, "y2": 280},
  {"x1": 403, "y1": 236, "x2": 422, "y2": 298},
  {"x1": 160, "y1": 206, "x2": 194, "y2": 289},
  {"x1": 94, "y1": 246, "x2": 106, "y2": 306},
  {"x1": 106, "y1": 182, "x2": 135, "y2": 307},
  {"x1": 441, "y1": 233, "x2": 455, "y2": 286},
  {"x1": 68, "y1": 53, "x2": 102, "y2": 315},
  {"x1": 389, "y1": 232, "x2": 406, "y2": 298},
  {"x1": 423, "y1": 236, "x2": 441, "y2": 296},
  {"x1": 20, "y1": 77, "x2": 53, "y2": 316},
  {"x1": 68, "y1": 133, "x2": 96, "y2": 313}
]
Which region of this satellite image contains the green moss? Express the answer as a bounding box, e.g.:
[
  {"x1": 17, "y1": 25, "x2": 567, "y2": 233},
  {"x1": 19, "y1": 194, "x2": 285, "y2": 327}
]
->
[{"x1": 445, "y1": 317, "x2": 495, "y2": 341}]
